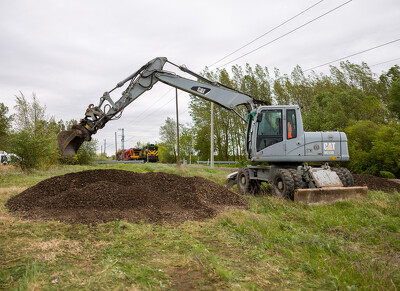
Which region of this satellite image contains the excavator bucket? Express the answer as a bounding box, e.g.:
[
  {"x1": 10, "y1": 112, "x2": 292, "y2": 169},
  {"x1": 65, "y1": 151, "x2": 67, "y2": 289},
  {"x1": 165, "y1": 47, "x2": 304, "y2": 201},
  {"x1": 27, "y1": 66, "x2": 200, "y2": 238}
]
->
[
  {"x1": 294, "y1": 186, "x2": 368, "y2": 204},
  {"x1": 57, "y1": 125, "x2": 91, "y2": 156}
]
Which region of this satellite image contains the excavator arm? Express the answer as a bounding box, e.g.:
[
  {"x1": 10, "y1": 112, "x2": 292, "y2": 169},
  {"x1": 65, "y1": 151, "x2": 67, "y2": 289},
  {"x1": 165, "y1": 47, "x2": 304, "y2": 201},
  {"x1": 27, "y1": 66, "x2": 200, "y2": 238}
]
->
[{"x1": 58, "y1": 57, "x2": 265, "y2": 156}]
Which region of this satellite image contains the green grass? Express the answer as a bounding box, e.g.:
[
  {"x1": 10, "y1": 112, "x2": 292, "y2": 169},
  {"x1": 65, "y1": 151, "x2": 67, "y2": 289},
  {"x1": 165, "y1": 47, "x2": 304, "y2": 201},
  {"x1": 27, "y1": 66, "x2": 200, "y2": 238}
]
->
[{"x1": 1, "y1": 164, "x2": 399, "y2": 290}]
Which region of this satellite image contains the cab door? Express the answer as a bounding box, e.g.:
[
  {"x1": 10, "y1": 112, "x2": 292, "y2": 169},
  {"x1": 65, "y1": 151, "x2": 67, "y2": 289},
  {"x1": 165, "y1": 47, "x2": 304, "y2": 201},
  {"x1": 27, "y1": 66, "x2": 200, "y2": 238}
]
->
[
  {"x1": 285, "y1": 108, "x2": 304, "y2": 156},
  {"x1": 255, "y1": 109, "x2": 285, "y2": 157}
]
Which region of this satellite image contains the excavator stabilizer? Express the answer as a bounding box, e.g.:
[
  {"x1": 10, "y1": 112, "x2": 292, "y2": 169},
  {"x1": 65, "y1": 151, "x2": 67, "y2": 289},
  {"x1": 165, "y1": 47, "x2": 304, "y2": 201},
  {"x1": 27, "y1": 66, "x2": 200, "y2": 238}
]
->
[
  {"x1": 294, "y1": 186, "x2": 368, "y2": 204},
  {"x1": 57, "y1": 125, "x2": 92, "y2": 156}
]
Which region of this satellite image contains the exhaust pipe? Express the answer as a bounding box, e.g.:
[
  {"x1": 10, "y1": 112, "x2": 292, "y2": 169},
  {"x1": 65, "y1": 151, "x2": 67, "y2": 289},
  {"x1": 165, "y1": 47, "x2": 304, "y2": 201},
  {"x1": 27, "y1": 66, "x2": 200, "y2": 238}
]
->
[{"x1": 57, "y1": 124, "x2": 92, "y2": 156}]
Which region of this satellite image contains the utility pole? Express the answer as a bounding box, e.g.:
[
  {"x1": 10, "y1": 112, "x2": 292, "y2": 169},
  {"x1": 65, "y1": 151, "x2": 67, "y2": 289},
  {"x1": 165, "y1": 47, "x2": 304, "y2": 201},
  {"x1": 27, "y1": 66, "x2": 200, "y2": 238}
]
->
[
  {"x1": 210, "y1": 102, "x2": 214, "y2": 168},
  {"x1": 115, "y1": 132, "x2": 117, "y2": 160},
  {"x1": 118, "y1": 128, "x2": 125, "y2": 160},
  {"x1": 176, "y1": 88, "x2": 181, "y2": 166},
  {"x1": 189, "y1": 137, "x2": 192, "y2": 165},
  {"x1": 103, "y1": 139, "x2": 106, "y2": 156}
]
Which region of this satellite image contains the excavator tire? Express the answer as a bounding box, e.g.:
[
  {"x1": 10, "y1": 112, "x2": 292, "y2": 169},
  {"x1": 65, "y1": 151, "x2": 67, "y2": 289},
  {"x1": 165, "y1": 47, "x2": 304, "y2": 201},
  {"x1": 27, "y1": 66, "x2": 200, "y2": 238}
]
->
[
  {"x1": 237, "y1": 167, "x2": 260, "y2": 195},
  {"x1": 271, "y1": 169, "x2": 295, "y2": 199},
  {"x1": 331, "y1": 167, "x2": 354, "y2": 187},
  {"x1": 340, "y1": 167, "x2": 355, "y2": 187},
  {"x1": 288, "y1": 168, "x2": 303, "y2": 190}
]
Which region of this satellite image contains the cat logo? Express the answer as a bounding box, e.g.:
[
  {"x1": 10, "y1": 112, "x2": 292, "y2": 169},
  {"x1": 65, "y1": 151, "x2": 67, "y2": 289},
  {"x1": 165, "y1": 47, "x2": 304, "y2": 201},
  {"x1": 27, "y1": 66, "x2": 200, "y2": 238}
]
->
[
  {"x1": 324, "y1": 142, "x2": 335, "y2": 151},
  {"x1": 191, "y1": 86, "x2": 211, "y2": 95},
  {"x1": 323, "y1": 142, "x2": 335, "y2": 155}
]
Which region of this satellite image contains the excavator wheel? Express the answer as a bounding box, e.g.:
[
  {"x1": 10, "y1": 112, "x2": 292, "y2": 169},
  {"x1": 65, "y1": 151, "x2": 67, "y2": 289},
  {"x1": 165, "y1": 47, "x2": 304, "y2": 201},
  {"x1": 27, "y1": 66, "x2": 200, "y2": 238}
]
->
[
  {"x1": 340, "y1": 167, "x2": 354, "y2": 186},
  {"x1": 271, "y1": 169, "x2": 295, "y2": 199},
  {"x1": 288, "y1": 168, "x2": 304, "y2": 191},
  {"x1": 331, "y1": 167, "x2": 354, "y2": 187},
  {"x1": 237, "y1": 167, "x2": 260, "y2": 195}
]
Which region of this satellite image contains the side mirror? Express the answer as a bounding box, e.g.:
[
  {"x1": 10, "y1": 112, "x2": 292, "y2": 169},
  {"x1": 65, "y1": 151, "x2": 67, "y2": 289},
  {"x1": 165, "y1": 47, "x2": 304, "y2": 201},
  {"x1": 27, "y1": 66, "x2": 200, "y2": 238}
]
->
[{"x1": 256, "y1": 112, "x2": 263, "y2": 122}]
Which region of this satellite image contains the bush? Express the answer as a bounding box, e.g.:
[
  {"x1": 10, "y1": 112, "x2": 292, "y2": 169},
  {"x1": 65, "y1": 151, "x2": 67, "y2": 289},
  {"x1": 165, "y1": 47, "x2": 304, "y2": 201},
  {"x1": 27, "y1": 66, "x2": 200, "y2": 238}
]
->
[
  {"x1": 346, "y1": 121, "x2": 400, "y2": 178},
  {"x1": 58, "y1": 140, "x2": 98, "y2": 165},
  {"x1": 379, "y1": 171, "x2": 396, "y2": 179},
  {"x1": 10, "y1": 128, "x2": 57, "y2": 171}
]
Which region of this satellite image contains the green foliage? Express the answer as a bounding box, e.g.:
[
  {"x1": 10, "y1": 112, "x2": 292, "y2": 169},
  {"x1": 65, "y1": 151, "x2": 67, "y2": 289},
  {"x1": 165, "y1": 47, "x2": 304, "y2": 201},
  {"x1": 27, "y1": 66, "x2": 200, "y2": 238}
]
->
[
  {"x1": 9, "y1": 93, "x2": 59, "y2": 170},
  {"x1": 9, "y1": 129, "x2": 55, "y2": 170},
  {"x1": 158, "y1": 143, "x2": 175, "y2": 163},
  {"x1": 379, "y1": 171, "x2": 396, "y2": 179},
  {"x1": 388, "y1": 78, "x2": 400, "y2": 119},
  {"x1": 58, "y1": 140, "x2": 98, "y2": 165},
  {"x1": 379, "y1": 64, "x2": 400, "y2": 104},
  {"x1": 346, "y1": 121, "x2": 400, "y2": 177},
  {"x1": 0, "y1": 102, "x2": 12, "y2": 151},
  {"x1": 76, "y1": 140, "x2": 98, "y2": 164},
  {"x1": 159, "y1": 117, "x2": 177, "y2": 162},
  {"x1": 179, "y1": 124, "x2": 195, "y2": 162},
  {"x1": 303, "y1": 89, "x2": 384, "y2": 131}
]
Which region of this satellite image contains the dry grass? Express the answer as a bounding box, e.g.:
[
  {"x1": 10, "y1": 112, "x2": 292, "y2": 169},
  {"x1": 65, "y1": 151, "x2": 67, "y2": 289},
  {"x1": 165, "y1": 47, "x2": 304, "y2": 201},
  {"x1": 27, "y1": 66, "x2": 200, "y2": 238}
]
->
[{"x1": 22, "y1": 239, "x2": 84, "y2": 261}]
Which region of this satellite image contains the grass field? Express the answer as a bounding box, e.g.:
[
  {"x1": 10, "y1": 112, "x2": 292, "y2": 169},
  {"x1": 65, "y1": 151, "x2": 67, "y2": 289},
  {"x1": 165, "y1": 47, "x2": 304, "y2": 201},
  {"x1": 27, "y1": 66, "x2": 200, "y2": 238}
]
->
[{"x1": 1, "y1": 163, "x2": 399, "y2": 290}]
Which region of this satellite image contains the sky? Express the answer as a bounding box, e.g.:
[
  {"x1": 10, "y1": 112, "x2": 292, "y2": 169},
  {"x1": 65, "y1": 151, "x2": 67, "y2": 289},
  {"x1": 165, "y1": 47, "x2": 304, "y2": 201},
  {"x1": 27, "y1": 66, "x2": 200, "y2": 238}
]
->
[{"x1": 1, "y1": 0, "x2": 399, "y2": 156}]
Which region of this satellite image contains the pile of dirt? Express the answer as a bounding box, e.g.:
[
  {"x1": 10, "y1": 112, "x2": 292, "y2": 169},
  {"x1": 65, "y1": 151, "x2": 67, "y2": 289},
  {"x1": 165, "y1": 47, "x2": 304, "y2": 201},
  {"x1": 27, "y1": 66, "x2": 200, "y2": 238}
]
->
[
  {"x1": 353, "y1": 174, "x2": 400, "y2": 193},
  {"x1": 6, "y1": 169, "x2": 248, "y2": 224}
]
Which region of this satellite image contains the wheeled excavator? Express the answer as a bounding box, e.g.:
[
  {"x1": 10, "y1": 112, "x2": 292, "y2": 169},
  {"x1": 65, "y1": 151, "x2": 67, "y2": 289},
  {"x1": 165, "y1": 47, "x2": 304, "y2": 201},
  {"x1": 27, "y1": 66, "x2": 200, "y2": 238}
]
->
[{"x1": 58, "y1": 57, "x2": 367, "y2": 203}]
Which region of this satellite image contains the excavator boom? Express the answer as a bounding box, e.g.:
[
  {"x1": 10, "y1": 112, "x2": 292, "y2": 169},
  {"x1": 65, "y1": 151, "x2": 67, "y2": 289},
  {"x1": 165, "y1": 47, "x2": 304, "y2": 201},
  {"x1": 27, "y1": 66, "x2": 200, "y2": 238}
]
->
[{"x1": 58, "y1": 57, "x2": 258, "y2": 156}]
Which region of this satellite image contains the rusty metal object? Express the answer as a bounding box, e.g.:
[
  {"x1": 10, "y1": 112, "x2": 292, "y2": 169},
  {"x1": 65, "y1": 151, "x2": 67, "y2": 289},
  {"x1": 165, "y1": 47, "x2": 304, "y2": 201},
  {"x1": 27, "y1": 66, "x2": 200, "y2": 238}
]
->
[
  {"x1": 294, "y1": 186, "x2": 368, "y2": 204},
  {"x1": 57, "y1": 124, "x2": 92, "y2": 156}
]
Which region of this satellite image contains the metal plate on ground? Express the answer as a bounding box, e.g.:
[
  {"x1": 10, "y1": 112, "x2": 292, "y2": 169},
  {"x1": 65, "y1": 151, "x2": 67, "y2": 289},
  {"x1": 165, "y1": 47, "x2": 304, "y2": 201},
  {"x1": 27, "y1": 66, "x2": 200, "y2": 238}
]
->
[{"x1": 312, "y1": 170, "x2": 343, "y2": 188}]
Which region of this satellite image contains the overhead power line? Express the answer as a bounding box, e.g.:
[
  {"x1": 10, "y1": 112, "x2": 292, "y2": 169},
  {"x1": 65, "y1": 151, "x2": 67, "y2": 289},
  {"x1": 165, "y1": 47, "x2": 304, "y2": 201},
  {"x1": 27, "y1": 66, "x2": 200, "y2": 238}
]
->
[
  {"x1": 111, "y1": 1, "x2": 332, "y2": 128},
  {"x1": 304, "y1": 38, "x2": 400, "y2": 71},
  {"x1": 134, "y1": 94, "x2": 176, "y2": 123},
  {"x1": 209, "y1": 0, "x2": 325, "y2": 68},
  {"x1": 370, "y1": 57, "x2": 400, "y2": 67},
  {"x1": 128, "y1": 87, "x2": 173, "y2": 124},
  {"x1": 108, "y1": 1, "x2": 352, "y2": 132},
  {"x1": 217, "y1": 0, "x2": 353, "y2": 69}
]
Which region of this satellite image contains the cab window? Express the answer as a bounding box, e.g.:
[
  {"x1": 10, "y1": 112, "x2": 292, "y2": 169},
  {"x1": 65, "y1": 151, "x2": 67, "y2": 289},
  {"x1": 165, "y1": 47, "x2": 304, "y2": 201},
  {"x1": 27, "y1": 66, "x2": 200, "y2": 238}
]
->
[
  {"x1": 286, "y1": 109, "x2": 297, "y2": 139},
  {"x1": 256, "y1": 109, "x2": 283, "y2": 151}
]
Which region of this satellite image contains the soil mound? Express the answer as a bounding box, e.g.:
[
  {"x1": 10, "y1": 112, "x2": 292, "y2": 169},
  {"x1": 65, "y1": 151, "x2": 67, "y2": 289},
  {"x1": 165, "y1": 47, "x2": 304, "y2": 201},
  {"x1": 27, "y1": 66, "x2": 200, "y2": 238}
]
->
[
  {"x1": 353, "y1": 174, "x2": 400, "y2": 193},
  {"x1": 6, "y1": 169, "x2": 248, "y2": 224}
]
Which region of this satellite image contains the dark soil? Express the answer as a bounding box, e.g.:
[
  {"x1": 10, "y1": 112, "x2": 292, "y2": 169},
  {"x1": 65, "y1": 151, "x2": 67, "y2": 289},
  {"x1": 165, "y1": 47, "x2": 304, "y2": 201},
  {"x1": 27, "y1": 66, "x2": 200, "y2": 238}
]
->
[
  {"x1": 353, "y1": 174, "x2": 400, "y2": 193},
  {"x1": 6, "y1": 169, "x2": 248, "y2": 224}
]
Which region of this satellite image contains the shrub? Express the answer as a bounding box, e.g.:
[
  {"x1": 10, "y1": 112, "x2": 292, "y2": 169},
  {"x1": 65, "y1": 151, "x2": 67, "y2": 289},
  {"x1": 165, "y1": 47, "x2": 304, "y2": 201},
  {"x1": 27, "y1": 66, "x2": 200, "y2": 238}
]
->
[{"x1": 379, "y1": 171, "x2": 396, "y2": 179}]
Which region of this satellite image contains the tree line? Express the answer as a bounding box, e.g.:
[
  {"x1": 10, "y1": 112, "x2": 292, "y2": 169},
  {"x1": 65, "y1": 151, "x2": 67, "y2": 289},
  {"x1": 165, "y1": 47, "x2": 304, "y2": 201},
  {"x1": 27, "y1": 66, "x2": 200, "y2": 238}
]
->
[
  {"x1": 158, "y1": 61, "x2": 400, "y2": 178},
  {"x1": 0, "y1": 92, "x2": 97, "y2": 170}
]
